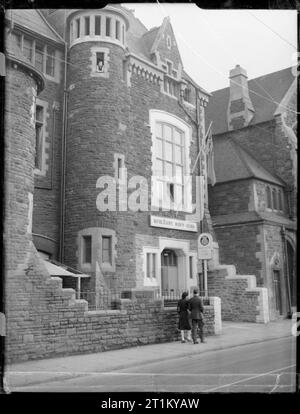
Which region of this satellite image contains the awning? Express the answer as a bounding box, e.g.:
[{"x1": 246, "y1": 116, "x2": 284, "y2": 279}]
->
[
  {"x1": 43, "y1": 260, "x2": 90, "y2": 299},
  {"x1": 43, "y1": 260, "x2": 90, "y2": 278}
]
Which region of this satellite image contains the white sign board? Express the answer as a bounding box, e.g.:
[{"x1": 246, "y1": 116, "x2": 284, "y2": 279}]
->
[
  {"x1": 150, "y1": 215, "x2": 197, "y2": 232},
  {"x1": 198, "y1": 233, "x2": 213, "y2": 259}
]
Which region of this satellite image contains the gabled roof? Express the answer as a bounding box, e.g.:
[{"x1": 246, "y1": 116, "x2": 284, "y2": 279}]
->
[
  {"x1": 206, "y1": 67, "x2": 295, "y2": 135},
  {"x1": 10, "y1": 9, "x2": 64, "y2": 44},
  {"x1": 182, "y1": 70, "x2": 211, "y2": 97},
  {"x1": 213, "y1": 137, "x2": 284, "y2": 186}
]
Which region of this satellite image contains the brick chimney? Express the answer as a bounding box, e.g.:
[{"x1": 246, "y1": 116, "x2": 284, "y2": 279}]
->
[{"x1": 227, "y1": 64, "x2": 255, "y2": 130}]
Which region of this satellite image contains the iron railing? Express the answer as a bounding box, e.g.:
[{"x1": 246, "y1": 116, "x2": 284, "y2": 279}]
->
[
  {"x1": 79, "y1": 288, "x2": 211, "y2": 310},
  {"x1": 160, "y1": 289, "x2": 211, "y2": 306},
  {"x1": 79, "y1": 289, "x2": 122, "y2": 310}
]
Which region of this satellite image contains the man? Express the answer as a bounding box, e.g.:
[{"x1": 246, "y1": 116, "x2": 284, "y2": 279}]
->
[{"x1": 188, "y1": 288, "x2": 206, "y2": 344}]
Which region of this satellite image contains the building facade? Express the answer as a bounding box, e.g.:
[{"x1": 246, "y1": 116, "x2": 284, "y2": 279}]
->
[
  {"x1": 206, "y1": 65, "x2": 297, "y2": 321},
  {"x1": 6, "y1": 6, "x2": 215, "y2": 308}
]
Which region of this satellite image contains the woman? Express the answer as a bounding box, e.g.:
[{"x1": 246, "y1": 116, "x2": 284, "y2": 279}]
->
[{"x1": 177, "y1": 291, "x2": 192, "y2": 343}]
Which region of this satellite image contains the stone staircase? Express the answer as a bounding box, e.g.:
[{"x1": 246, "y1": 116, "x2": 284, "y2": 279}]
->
[{"x1": 207, "y1": 242, "x2": 270, "y2": 323}]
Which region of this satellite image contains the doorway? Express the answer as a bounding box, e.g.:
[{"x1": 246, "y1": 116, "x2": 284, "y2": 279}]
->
[
  {"x1": 286, "y1": 241, "x2": 296, "y2": 308},
  {"x1": 273, "y1": 270, "x2": 283, "y2": 315},
  {"x1": 161, "y1": 249, "x2": 179, "y2": 298}
]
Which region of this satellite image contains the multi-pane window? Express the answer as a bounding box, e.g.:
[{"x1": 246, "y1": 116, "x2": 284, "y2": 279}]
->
[
  {"x1": 23, "y1": 36, "x2": 33, "y2": 61},
  {"x1": 95, "y1": 16, "x2": 101, "y2": 35},
  {"x1": 115, "y1": 20, "x2": 120, "y2": 40},
  {"x1": 272, "y1": 188, "x2": 277, "y2": 210},
  {"x1": 106, "y1": 17, "x2": 111, "y2": 36},
  {"x1": 82, "y1": 235, "x2": 92, "y2": 264},
  {"x1": 70, "y1": 14, "x2": 125, "y2": 46},
  {"x1": 46, "y1": 46, "x2": 55, "y2": 77},
  {"x1": 154, "y1": 122, "x2": 185, "y2": 208},
  {"x1": 35, "y1": 105, "x2": 44, "y2": 170},
  {"x1": 122, "y1": 25, "x2": 125, "y2": 44},
  {"x1": 266, "y1": 186, "x2": 272, "y2": 209},
  {"x1": 163, "y1": 76, "x2": 178, "y2": 97},
  {"x1": 12, "y1": 32, "x2": 22, "y2": 49},
  {"x1": 102, "y1": 236, "x2": 112, "y2": 264},
  {"x1": 13, "y1": 32, "x2": 56, "y2": 78},
  {"x1": 84, "y1": 16, "x2": 90, "y2": 36},
  {"x1": 146, "y1": 253, "x2": 157, "y2": 278},
  {"x1": 76, "y1": 18, "x2": 81, "y2": 38},
  {"x1": 266, "y1": 185, "x2": 284, "y2": 212},
  {"x1": 278, "y1": 189, "x2": 283, "y2": 211}
]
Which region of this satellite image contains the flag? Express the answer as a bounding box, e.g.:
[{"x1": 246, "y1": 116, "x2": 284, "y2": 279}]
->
[{"x1": 206, "y1": 123, "x2": 216, "y2": 186}]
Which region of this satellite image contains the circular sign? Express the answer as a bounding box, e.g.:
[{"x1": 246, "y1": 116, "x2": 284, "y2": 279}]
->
[{"x1": 200, "y1": 235, "x2": 210, "y2": 246}]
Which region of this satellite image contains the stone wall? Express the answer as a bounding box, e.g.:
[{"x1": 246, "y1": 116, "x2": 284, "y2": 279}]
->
[
  {"x1": 213, "y1": 222, "x2": 263, "y2": 285},
  {"x1": 5, "y1": 250, "x2": 219, "y2": 363},
  {"x1": 207, "y1": 264, "x2": 269, "y2": 323}
]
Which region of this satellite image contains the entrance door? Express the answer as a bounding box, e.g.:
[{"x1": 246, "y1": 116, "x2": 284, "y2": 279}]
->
[
  {"x1": 287, "y1": 241, "x2": 296, "y2": 308},
  {"x1": 273, "y1": 270, "x2": 283, "y2": 315},
  {"x1": 161, "y1": 249, "x2": 179, "y2": 298}
]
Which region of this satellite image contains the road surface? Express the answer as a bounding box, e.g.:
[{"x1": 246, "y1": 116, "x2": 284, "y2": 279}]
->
[{"x1": 10, "y1": 336, "x2": 296, "y2": 393}]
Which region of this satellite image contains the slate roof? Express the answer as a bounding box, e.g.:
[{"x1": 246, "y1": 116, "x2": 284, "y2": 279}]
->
[
  {"x1": 213, "y1": 137, "x2": 284, "y2": 186},
  {"x1": 206, "y1": 67, "x2": 295, "y2": 135},
  {"x1": 212, "y1": 211, "x2": 296, "y2": 229},
  {"x1": 10, "y1": 9, "x2": 64, "y2": 44}
]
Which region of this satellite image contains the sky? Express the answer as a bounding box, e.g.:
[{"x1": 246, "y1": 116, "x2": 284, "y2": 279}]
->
[{"x1": 124, "y1": 3, "x2": 297, "y2": 92}]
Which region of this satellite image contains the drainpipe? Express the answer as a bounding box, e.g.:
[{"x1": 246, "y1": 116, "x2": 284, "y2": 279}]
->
[
  {"x1": 281, "y1": 226, "x2": 292, "y2": 318},
  {"x1": 59, "y1": 14, "x2": 68, "y2": 263}
]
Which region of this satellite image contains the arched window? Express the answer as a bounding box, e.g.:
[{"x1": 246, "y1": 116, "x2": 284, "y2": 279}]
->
[
  {"x1": 150, "y1": 110, "x2": 192, "y2": 212},
  {"x1": 266, "y1": 186, "x2": 272, "y2": 209},
  {"x1": 272, "y1": 188, "x2": 277, "y2": 210},
  {"x1": 277, "y1": 189, "x2": 283, "y2": 211}
]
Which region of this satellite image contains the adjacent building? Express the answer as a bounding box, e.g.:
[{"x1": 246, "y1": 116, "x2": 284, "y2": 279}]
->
[{"x1": 206, "y1": 65, "x2": 297, "y2": 320}]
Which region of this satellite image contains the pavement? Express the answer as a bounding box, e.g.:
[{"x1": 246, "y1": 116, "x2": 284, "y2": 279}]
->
[{"x1": 4, "y1": 318, "x2": 296, "y2": 391}]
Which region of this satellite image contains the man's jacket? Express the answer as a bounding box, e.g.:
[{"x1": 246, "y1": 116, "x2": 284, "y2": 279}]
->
[{"x1": 188, "y1": 296, "x2": 204, "y2": 320}]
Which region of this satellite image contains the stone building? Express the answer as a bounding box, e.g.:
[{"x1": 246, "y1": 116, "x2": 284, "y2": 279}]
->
[
  {"x1": 206, "y1": 65, "x2": 297, "y2": 321},
  {"x1": 5, "y1": 5, "x2": 281, "y2": 362}
]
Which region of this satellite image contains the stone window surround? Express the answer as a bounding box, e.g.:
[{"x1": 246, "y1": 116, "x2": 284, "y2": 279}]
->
[
  {"x1": 113, "y1": 153, "x2": 125, "y2": 182},
  {"x1": 77, "y1": 227, "x2": 116, "y2": 273},
  {"x1": 142, "y1": 237, "x2": 197, "y2": 292},
  {"x1": 69, "y1": 11, "x2": 126, "y2": 49},
  {"x1": 161, "y1": 59, "x2": 179, "y2": 100},
  {"x1": 265, "y1": 184, "x2": 284, "y2": 213},
  {"x1": 90, "y1": 46, "x2": 110, "y2": 78},
  {"x1": 149, "y1": 110, "x2": 193, "y2": 213},
  {"x1": 34, "y1": 98, "x2": 49, "y2": 177},
  {"x1": 12, "y1": 30, "x2": 60, "y2": 83}
]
